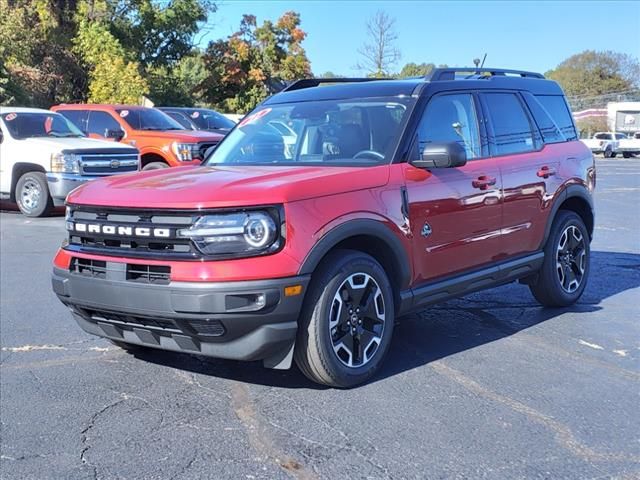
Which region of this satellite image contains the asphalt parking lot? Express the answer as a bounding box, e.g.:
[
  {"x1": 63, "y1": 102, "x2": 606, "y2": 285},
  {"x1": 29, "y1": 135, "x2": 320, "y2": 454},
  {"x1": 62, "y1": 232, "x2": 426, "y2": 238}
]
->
[{"x1": 1, "y1": 157, "x2": 639, "y2": 480}]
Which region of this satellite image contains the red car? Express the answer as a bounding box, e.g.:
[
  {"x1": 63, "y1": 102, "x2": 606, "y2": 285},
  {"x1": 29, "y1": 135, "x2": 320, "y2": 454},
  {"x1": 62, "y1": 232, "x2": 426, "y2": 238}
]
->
[
  {"x1": 52, "y1": 69, "x2": 595, "y2": 387},
  {"x1": 51, "y1": 104, "x2": 224, "y2": 170}
]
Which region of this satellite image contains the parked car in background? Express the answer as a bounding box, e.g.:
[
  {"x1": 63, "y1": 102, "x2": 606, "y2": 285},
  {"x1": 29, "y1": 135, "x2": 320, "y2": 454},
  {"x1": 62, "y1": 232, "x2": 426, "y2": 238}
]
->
[
  {"x1": 617, "y1": 132, "x2": 640, "y2": 158},
  {"x1": 52, "y1": 105, "x2": 224, "y2": 170},
  {"x1": 158, "y1": 107, "x2": 236, "y2": 135},
  {"x1": 580, "y1": 132, "x2": 627, "y2": 157},
  {"x1": 0, "y1": 107, "x2": 139, "y2": 217}
]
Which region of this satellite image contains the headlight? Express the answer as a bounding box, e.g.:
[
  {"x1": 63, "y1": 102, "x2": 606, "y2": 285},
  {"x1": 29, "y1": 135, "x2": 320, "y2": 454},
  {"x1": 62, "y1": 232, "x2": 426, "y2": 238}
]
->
[
  {"x1": 172, "y1": 142, "x2": 197, "y2": 161},
  {"x1": 50, "y1": 153, "x2": 80, "y2": 173},
  {"x1": 178, "y1": 211, "x2": 279, "y2": 256}
]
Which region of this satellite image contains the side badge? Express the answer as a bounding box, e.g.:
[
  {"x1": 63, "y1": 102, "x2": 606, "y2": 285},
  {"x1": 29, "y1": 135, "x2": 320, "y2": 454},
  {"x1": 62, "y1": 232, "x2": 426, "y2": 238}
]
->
[{"x1": 421, "y1": 222, "x2": 432, "y2": 238}]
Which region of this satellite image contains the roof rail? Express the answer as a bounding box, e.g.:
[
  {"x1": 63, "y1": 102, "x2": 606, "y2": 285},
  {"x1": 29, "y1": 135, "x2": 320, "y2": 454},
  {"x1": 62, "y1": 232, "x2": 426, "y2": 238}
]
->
[
  {"x1": 427, "y1": 68, "x2": 544, "y2": 81},
  {"x1": 282, "y1": 77, "x2": 391, "y2": 92}
]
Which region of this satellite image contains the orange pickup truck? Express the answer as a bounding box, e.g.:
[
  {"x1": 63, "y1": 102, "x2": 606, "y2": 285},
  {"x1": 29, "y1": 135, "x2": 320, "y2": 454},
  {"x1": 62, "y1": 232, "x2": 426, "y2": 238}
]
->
[{"x1": 52, "y1": 104, "x2": 225, "y2": 170}]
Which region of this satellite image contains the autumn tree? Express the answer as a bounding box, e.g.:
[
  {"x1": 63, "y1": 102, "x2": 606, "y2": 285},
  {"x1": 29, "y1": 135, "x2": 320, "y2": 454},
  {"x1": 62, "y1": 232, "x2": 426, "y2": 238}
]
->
[
  {"x1": 356, "y1": 10, "x2": 401, "y2": 77},
  {"x1": 546, "y1": 50, "x2": 640, "y2": 100},
  {"x1": 201, "y1": 12, "x2": 311, "y2": 113}
]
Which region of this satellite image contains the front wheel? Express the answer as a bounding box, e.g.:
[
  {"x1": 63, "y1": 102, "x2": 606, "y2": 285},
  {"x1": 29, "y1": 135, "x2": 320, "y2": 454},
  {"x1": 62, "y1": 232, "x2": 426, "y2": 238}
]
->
[
  {"x1": 529, "y1": 211, "x2": 590, "y2": 307},
  {"x1": 295, "y1": 250, "x2": 394, "y2": 388},
  {"x1": 16, "y1": 172, "x2": 53, "y2": 217},
  {"x1": 142, "y1": 162, "x2": 169, "y2": 171}
]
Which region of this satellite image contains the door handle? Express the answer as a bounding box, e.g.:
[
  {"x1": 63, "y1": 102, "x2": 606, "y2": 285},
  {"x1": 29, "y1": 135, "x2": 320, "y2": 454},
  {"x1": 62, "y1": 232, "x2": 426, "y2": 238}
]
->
[
  {"x1": 472, "y1": 175, "x2": 497, "y2": 190},
  {"x1": 537, "y1": 166, "x2": 556, "y2": 178}
]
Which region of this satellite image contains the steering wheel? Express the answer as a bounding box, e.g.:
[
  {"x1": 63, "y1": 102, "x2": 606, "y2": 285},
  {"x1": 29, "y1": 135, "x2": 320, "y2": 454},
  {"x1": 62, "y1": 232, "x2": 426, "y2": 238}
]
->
[{"x1": 353, "y1": 150, "x2": 385, "y2": 160}]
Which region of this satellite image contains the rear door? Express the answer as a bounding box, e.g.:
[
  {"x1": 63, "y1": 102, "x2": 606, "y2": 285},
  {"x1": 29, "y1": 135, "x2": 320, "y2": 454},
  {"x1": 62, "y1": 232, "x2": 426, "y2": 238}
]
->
[
  {"x1": 480, "y1": 91, "x2": 564, "y2": 257},
  {"x1": 404, "y1": 92, "x2": 503, "y2": 283}
]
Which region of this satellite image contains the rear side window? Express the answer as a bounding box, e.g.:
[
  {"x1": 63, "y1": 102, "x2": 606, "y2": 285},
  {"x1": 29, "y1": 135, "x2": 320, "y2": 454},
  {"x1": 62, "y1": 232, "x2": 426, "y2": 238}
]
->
[
  {"x1": 535, "y1": 95, "x2": 577, "y2": 141},
  {"x1": 522, "y1": 92, "x2": 565, "y2": 144},
  {"x1": 482, "y1": 93, "x2": 535, "y2": 155},
  {"x1": 88, "y1": 111, "x2": 122, "y2": 137},
  {"x1": 595, "y1": 133, "x2": 612, "y2": 140},
  {"x1": 59, "y1": 110, "x2": 89, "y2": 132}
]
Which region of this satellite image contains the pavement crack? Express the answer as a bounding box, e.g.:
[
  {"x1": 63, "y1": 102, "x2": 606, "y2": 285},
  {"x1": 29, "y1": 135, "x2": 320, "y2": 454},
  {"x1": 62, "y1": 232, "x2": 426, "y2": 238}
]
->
[{"x1": 230, "y1": 382, "x2": 318, "y2": 480}]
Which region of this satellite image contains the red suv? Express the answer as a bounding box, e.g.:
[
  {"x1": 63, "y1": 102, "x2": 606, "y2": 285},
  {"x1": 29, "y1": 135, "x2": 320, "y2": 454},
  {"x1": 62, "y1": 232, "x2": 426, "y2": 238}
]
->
[
  {"x1": 52, "y1": 69, "x2": 595, "y2": 387},
  {"x1": 52, "y1": 105, "x2": 224, "y2": 170}
]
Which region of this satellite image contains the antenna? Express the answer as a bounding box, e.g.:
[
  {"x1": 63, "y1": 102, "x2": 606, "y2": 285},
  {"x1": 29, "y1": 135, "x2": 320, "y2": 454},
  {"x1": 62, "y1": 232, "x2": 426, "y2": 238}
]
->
[{"x1": 479, "y1": 53, "x2": 487, "y2": 70}]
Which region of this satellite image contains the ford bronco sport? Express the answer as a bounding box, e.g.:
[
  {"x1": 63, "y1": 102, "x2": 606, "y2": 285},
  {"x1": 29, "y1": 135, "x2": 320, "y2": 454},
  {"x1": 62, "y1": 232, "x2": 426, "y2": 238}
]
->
[{"x1": 52, "y1": 68, "x2": 595, "y2": 387}]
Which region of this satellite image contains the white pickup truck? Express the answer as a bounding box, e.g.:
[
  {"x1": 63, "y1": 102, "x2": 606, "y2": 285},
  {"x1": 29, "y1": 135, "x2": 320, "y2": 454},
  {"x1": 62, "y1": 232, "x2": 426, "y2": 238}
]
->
[
  {"x1": 617, "y1": 132, "x2": 640, "y2": 158},
  {"x1": 0, "y1": 107, "x2": 140, "y2": 216},
  {"x1": 580, "y1": 132, "x2": 627, "y2": 158}
]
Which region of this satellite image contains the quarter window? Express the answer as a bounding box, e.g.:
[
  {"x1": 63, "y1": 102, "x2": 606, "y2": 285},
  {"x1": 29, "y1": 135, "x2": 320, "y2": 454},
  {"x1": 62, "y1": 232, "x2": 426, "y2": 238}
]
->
[
  {"x1": 535, "y1": 95, "x2": 577, "y2": 140},
  {"x1": 415, "y1": 93, "x2": 480, "y2": 159},
  {"x1": 483, "y1": 93, "x2": 535, "y2": 155},
  {"x1": 522, "y1": 92, "x2": 565, "y2": 144}
]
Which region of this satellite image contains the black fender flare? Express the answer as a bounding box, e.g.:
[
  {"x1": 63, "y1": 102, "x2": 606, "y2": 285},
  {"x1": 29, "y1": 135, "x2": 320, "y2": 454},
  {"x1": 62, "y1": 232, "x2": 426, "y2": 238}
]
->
[
  {"x1": 298, "y1": 219, "x2": 412, "y2": 290},
  {"x1": 540, "y1": 184, "x2": 594, "y2": 249}
]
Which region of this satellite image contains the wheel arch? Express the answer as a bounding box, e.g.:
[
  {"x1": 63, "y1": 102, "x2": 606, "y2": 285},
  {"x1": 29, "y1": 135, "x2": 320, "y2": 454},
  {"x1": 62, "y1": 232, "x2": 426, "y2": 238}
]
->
[
  {"x1": 11, "y1": 163, "x2": 47, "y2": 201},
  {"x1": 140, "y1": 152, "x2": 170, "y2": 169},
  {"x1": 298, "y1": 219, "x2": 412, "y2": 313},
  {"x1": 541, "y1": 184, "x2": 594, "y2": 249}
]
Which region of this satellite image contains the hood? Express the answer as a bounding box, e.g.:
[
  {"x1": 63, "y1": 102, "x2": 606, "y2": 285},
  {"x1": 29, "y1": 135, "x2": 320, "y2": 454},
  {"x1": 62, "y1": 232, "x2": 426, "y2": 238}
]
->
[
  {"x1": 25, "y1": 136, "x2": 136, "y2": 152},
  {"x1": 67, "y1": 164, "x2": 390, "y2": 209},
  {"x1": 133, "y1": 129, "x2": 224, "y2": 142}
]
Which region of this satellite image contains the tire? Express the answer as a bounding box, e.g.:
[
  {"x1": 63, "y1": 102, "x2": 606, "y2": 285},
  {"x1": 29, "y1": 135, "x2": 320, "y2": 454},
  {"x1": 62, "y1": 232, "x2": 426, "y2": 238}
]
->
[
  {"x1": 611, "y1": 152, "x2": 617, "y2": 158},
  {"x1": 15, "y1": 171, "x2": 53, "y2": 217},
  {"x1": 529, "y1": 211, "x2": 590, "y2": 307},
  {"x1": 622, "y1": 152, "x2": 632, "y2": 159},
  {"x1": 142, "y1": 162, "x2": 169, "y2": 171},
  {"x1": 294, "y1": 250, "x2": 394, "y2": 388},
  {"x1": 603, "y1": 147, "x2": 613, "y2": 158}
]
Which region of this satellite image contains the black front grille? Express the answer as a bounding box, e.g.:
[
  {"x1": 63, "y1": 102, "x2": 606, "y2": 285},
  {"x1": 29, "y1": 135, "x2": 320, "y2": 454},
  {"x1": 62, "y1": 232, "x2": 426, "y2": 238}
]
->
[
  {"x1": 70, "y1": 258, "x2": 107, "y2": 278},
  {"x1": 80, "y1": 308, "x2": 226, "y2": 338},
  {"x1": 126, "y1": 264, "x2": 170, "y2": 285},
  {"x1": 66, "y1": 206, "x2": 199, "y2": 260}
]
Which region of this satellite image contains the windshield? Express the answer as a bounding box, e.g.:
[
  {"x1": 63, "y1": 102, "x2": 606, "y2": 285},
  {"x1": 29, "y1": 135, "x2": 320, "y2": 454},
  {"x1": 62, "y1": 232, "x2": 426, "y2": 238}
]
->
[
  {"x1": 116, "y1": 108, "x2": 184, "y2": 131},
  {"x1": 206, "y1": 97, "x2": 413, "y2": 167},
  {"x1": 1, "y1": 112, "x2": 84, "y2": 140},
  {"x1": 188, "y1": 109, "x2": 235, "y2": 130}
]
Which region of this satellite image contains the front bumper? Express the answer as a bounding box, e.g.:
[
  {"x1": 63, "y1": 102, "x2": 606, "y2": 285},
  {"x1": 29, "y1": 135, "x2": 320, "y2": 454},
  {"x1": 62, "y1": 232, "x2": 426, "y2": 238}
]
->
[
  {"x1": 46, "y1": 173, "x2": 100, "y2": 205},
  {"x1": 52, "y1": 266, "x2": 309, "y2": 369}
]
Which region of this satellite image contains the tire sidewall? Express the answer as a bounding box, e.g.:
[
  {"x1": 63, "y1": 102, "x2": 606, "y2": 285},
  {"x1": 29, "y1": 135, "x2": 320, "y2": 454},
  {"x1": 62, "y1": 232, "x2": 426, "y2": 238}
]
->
[
  {"x1": 142, "y1": 162, "x2": 169, "y2": 171},
  {"x1": 16, "y1": 172, "x2": 51, "y2": 217},
  {"x1": 543, "y1": 211, "x2": 590, "y2": 304},
  {"x1": 304, "y1": 253, "x2": 394, "y2": 387}
]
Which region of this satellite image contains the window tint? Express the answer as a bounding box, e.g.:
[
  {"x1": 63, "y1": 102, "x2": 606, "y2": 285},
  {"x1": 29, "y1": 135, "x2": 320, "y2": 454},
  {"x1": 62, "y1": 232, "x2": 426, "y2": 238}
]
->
[
  {"x1": 416, "y1": 93, "x2": 480, "y2": 159},
  {"x1": 88, "y1": 111, "x2": 123, "y2": 137},
  {"x1": 595, "y1": 133, "x2": 611, "y2": 140},
  {"x1": 522, "y1": 92, "x2": 565, "y2": 144},
  {"x1": 535, "y1": 95, "x2": 577, "y2": 140},
  {"x1": 615, "y1": 133, "x2": 627, "y2": 139},
  {"x1": 59, "y1": 110, "x2": 89, "y2": 132},
  {"x1": 483, "y1": 93, "x2": 535, "y2": 155}
]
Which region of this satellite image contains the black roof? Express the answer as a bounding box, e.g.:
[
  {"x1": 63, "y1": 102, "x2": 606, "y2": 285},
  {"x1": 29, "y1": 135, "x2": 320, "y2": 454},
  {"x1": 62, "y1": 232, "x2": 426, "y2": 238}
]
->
[{"x1": 264, "y1": 68, "x2": 564, "y2": 105}]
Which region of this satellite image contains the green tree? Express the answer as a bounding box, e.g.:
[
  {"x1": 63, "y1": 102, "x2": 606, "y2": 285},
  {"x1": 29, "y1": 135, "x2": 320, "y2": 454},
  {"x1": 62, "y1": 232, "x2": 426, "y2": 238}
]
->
[
  {"x1": 147, "y1": 53, "x2": 208, "y2": 106},
  {"x1": 546, "y1": 50, "x2": 640, "y2": 99},
  {"x1": 74, "y1": 0, "x2": 148, "y2": 104},
  {"x1": 202, "y1": 12, "x2": 311, "y2": 113},
  {"x1": 397, "y1": 62, "x2": 436, "y2": 78}
]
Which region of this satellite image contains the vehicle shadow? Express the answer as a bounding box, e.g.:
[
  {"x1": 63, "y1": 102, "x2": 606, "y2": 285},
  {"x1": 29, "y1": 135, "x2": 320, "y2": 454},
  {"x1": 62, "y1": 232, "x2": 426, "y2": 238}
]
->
[{"x1": 131, "y1": 250, "x2": 640, "y2": 389}]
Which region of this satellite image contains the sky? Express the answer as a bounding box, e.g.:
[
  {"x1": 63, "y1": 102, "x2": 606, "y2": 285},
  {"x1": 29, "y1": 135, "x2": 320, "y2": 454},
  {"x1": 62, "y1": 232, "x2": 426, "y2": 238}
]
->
[{"x1": 201, "y1": 0, "x2": 640, "y2": 76}]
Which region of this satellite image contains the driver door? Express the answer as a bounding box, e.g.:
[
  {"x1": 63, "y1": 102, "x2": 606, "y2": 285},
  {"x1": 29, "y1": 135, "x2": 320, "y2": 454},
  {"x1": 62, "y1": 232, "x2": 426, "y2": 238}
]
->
[{"x1": 404, "y1": 92, "x2": 503, "y2": 284}]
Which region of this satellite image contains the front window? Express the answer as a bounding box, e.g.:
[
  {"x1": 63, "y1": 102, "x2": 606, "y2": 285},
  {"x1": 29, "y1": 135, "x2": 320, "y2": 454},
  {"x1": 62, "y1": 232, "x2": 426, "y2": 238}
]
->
[
  {"x1": 0, "y1": 112, "x2": 84, "y2": 140},
  {"x1": 116, "y1": 108, "x2": 184, "y2": 131},
  {"x1": 206, "y1": 97, "x2": 414, "y2": 166}
]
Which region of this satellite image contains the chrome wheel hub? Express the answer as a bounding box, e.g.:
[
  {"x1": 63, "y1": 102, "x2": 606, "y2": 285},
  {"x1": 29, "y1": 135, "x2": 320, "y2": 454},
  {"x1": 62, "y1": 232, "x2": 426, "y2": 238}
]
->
[
  {"x1": 556, "y1": 225, "x2": 586, "y2": 293},
  {"x1": 329, "y1": 273, "x2": 386, "y2": 368},
  {"x1": 21, "y1": 180, "x2": 41, "y2": 213}
]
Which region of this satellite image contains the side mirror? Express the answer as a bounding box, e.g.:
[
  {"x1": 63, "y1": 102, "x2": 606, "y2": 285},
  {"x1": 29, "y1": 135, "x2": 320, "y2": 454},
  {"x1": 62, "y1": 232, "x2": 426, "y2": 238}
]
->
[
  {"x1": 105, "y1": 129, "x2": 125, "y2": 141},
  {"x1": 410, "y1": 142, "x2": 467, "y2": 169}
]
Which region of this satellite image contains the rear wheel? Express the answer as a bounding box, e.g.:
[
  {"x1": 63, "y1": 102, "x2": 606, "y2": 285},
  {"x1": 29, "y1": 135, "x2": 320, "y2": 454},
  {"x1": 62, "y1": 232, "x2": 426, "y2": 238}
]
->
[
  {"x1": 529, "y1": 211, "x2": 590, "y2": 307},
  {"x1": 622, "y1": 152, "x2": 632, "y2": 158},
  {"x1": 142, "y1": 161, "x2": 169, "y2": 171},
  {"x1": 16, "y1": 172, "x2": 53, "y2": 217},
  {"x1": 295, "y1": 250, "x2": 394, "y2": 388}
]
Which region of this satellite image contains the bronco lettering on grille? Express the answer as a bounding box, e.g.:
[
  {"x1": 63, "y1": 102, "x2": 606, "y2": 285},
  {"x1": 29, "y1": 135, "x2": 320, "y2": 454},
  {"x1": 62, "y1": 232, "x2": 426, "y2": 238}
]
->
[{"x1": 67, "y1": 222, "x2": 171, "y2": 238}]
